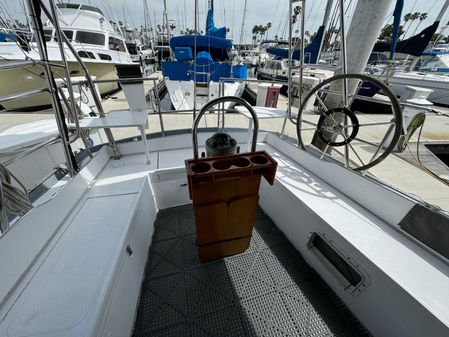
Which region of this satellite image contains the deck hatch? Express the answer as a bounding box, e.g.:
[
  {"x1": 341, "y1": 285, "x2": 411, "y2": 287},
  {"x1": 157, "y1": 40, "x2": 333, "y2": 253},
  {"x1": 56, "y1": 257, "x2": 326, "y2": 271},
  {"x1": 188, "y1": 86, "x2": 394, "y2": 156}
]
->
[{"x1": 310, "y1": 233, "x2": 362, "y2": 287}]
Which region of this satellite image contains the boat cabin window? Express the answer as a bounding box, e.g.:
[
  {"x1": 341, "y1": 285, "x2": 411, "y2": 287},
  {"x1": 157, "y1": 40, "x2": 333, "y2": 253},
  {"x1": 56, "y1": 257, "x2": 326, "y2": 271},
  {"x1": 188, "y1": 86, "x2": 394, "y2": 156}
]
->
[
  {"x1": 275, "y1": 62, "x2": 283, "y2": 70},
  {"x1": 268, "y1": 61, "x2": 275, "y2": 69},
  {"x1": 54, "y1": 30, "x2": 73, "y2": 42},
  {"x1": 126, "y1": 43, "x2": 138, "y2": 55},
  {"x1": 76, "y1": 31, "x2": 105, "y2": 46},
  {"x1": 98, "y1": 53, "x2": 112, "y2": 61},
  {"x1": 78, "y1": 51, "x2": 96, "y2": 59},
  {"x1": 109, "y1": 37, "x2": 126, "y2": 52}
]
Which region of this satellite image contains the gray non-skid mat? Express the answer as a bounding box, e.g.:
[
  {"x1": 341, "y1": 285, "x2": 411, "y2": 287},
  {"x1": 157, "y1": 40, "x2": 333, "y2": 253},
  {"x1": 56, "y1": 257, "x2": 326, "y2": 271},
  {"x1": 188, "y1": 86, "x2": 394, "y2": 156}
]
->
[{"x1": 132, "y1": 204, "x2": 370, "y2": 337}]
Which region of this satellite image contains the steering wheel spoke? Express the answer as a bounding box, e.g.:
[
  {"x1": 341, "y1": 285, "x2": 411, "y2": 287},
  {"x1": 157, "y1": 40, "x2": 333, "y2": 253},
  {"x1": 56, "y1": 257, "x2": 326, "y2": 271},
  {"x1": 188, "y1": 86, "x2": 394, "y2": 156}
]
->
[{"x1": 296, "y1": 73, "x2": 403, "y2": 171}]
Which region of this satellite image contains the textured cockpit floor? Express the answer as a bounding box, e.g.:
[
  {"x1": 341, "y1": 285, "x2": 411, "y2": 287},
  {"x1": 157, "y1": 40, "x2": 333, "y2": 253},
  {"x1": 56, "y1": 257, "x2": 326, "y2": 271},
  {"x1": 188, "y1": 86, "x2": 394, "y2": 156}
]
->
[{"x1": 132, "y1": 204, "x2": 370, "y2": 337}]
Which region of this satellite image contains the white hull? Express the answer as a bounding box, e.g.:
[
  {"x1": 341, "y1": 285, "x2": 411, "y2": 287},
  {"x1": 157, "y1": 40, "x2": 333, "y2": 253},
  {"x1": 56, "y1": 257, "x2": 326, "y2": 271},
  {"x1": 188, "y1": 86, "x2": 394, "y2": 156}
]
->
[
  {"x1": 0, "y1": 4, "x2": 133, "y2": 111},
  {"x1": 165, "y1": 80, "x2": 246, "y2": 111},
  {"x1": 387, "y1": 71, "x2": 449, "y2": 106},
  {"x1": 0, "y1": 60, "x2": 121, "y2": 111}
]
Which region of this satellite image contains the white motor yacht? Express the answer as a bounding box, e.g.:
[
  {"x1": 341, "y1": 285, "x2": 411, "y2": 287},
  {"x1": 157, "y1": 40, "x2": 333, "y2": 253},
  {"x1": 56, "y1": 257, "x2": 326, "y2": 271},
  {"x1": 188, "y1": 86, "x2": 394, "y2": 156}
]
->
[{"x1": 0, "y1": 3, "x2": 133, "y2": 111}]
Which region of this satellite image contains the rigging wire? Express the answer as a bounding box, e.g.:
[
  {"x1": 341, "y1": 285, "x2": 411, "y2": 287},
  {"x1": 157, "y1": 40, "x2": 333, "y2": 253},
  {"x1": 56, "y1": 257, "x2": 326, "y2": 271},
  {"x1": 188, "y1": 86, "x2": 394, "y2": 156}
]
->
[
  {"x1": 231, "y1": 0, "x2": 235, "y2": 38},
  {"x1": 275, "y1": 0, "x2": 288, "y2": 39},
  {"x1": 124, "y1": 3, "x2": 136, "y2": 30},
  {"x1": 311, "y1": 0, "x2": 324, "y2": 32},
  {"x1": 270, "y1": 0, "x2": 282, "y2": 39}
]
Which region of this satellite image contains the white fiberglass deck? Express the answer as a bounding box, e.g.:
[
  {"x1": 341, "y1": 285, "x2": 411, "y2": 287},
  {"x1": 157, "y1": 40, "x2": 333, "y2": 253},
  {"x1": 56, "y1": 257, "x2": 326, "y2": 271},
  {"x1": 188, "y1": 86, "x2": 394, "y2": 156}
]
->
[{"x1": 1, "y1": 132, "x2": 449, "y2": 337}]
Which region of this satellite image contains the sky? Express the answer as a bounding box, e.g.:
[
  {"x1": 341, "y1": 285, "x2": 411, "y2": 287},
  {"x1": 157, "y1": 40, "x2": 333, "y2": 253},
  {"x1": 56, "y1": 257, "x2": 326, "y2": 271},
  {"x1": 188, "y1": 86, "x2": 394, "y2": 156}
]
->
[{"x1": 2, "y1": 0, "x2": 449, "y2": 43}]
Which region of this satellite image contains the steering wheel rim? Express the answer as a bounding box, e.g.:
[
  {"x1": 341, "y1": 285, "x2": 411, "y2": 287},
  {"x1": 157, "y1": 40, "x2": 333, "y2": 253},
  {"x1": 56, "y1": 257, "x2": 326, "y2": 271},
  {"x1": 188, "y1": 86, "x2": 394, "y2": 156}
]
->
[{"x1": 295, "y1": 73, "x2": 403, "y2": 172}]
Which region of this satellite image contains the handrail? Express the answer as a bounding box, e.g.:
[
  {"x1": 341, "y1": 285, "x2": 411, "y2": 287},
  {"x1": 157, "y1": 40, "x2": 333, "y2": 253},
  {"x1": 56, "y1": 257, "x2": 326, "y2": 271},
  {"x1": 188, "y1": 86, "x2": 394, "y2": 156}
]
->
[
  {"x1": 218, "y1": 77, "x2": 289, "y2": 86},
  {"x1": 75, "y1": 77, "x2": 160, "y2": 85},
  {"x1": 27, "y1": 0, "x2": 77, "y2": 176},
  {"x1": 75, "y1": 76, "x2": 166, "y2": 135},
  {"x1": 290, "y1": 64, "x2": 341, "y2": 71},
  {"x1": 0, "y1": 60, "x2": 66, "y2": 70},
  {"x1": 40, "y1": 1, "x2": 120, "y2": 159},
  {"x1": 0, "y1": 87, "x2": 49, "y2": 103},
  {"x1": 49, "y1": 0, "x2": 81, "y2": 146}
]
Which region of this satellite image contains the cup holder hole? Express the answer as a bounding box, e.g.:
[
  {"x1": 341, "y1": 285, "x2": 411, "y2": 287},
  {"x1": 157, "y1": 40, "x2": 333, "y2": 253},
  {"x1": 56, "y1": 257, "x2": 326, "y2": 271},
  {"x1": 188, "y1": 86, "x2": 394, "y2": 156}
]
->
[
  {"x1": 233, "y1": 157, "x2": 251, "y2": 167},
  {"x1": 191, "y1": 162, "x2": 211, "y2": 173},
  {"x1": 212, "y1": 161, "x2": 232, "y2": 170},
  {"x1": 251, "y1": 155, "x2": 269, "y2": 165}
]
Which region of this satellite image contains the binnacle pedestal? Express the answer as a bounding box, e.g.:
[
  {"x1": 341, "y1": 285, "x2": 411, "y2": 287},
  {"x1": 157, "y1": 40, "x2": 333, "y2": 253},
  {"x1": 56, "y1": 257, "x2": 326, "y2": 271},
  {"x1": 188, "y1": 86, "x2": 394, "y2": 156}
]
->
[{"x1": 186, "y1": 151, "x2": 277, "y2": 262}]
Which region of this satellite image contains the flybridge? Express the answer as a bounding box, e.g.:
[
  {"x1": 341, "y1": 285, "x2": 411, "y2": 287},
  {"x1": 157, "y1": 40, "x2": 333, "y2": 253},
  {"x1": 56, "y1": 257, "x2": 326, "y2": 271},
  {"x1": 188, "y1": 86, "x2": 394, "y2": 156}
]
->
[{"x1": 56, "y1": 3, "x2": 104, "y2": 16}]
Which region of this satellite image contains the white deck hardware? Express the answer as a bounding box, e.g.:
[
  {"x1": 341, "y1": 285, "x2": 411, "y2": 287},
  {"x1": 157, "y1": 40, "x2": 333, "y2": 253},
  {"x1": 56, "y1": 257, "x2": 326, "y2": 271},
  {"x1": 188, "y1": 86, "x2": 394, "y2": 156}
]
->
[{"x1": 73, "y1": 81, "x2": 151, "y2": 164}]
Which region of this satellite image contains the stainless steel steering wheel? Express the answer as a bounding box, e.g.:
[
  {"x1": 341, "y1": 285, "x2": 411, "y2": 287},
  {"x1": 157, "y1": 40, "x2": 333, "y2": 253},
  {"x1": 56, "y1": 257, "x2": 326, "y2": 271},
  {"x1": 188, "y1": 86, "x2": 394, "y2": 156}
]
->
[{"x1": 296, "y1": 73, "x2": 403, "y2": 171}]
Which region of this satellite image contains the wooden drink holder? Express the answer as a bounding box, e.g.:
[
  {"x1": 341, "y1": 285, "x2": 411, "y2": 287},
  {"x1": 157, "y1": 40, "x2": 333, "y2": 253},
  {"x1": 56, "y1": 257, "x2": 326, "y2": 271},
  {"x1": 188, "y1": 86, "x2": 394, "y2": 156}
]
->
[{"x1": 186, "y1": 97, "x2": 277, "y2": 262}]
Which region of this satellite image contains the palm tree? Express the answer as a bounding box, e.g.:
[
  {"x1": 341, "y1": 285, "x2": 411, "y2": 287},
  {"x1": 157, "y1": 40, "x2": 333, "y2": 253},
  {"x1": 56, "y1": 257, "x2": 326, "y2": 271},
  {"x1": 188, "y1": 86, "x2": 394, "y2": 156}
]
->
[
  {"x1": 403, "y1": 12, "x2": 420, "y2": 38},
  {"x1": 402, "y1": 13, "x2": 412, "y2": 38},
  {"x1": 252, "y1": 25, "x2": 259, "y2": 45},
  {"x1": 413, "y1": 12, "x2": 428, "y2": 35},
  {"x1": 265, "y1": 22, "x2": 272, "y2": 41}
]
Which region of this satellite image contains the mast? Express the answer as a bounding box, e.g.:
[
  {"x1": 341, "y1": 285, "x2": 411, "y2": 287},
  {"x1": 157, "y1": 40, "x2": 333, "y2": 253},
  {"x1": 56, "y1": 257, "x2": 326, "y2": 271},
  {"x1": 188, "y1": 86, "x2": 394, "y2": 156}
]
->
[
  {"x1": 231, "y1": 0, "x2": 235, "y2": 39},
  {"x1": 238, "y1": 0, "x2": 248, "y2": 46},
  {"x1": 436, "y1": 0, "x2": 449, "y2": 22},
  {"x1": 183, "y1": 0, "x2": 187, "y2": 32},
  {"x1": 163, "y1": 0, "x2": 172, "y2": 59},
  {"x1": 143, "y1": 0, "x2": 155, "y2": 43},
  {"x1": 176, "y1": 3, "x2": 180, "y2": 34},
  {"x1": 122, "y1": 4, "x2": 126, "y2": 30}
]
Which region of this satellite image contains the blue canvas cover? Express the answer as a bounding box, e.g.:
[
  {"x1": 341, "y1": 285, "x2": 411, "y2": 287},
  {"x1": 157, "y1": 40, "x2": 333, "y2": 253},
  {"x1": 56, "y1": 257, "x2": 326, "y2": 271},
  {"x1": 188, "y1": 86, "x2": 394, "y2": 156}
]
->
[
  {"x1": 266, "y1": 25, "x2": 325, "y2": 63},
  {"x1": 205, "y1": 0, "x2": 226, "y2": 39},
  {"x1": 0, "y1": 32, "x2": 17, "y2": 42},
  {"x1": 161, "y1": 61, "x2": 247, "y2": 82},
  {"x1": 162, "y1": 1, "x2": 246, "y2": 84},
  {"x1": 170, "y1": 35, "x2": 232, "y2": 60},
  {"x1": 174, "y1": 47, "x2": 193, "y2": 61},
  {"x1": 196, "y1": 51, "x2": 213, "y2": 65}
]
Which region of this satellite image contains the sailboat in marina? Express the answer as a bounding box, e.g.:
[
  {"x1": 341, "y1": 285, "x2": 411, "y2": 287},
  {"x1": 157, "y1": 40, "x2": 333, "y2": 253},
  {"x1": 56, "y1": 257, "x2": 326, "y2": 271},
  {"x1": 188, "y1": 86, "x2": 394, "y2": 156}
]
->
[
  {"x1": 367, "y1": 0, "x2": 449, "y2": 105},
  {"x1": 161, "y1": 0, "x2": 247, "y2": 111},
  {"x1": 1, "y1": 1, "x2": 449, "y2": 337}
]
